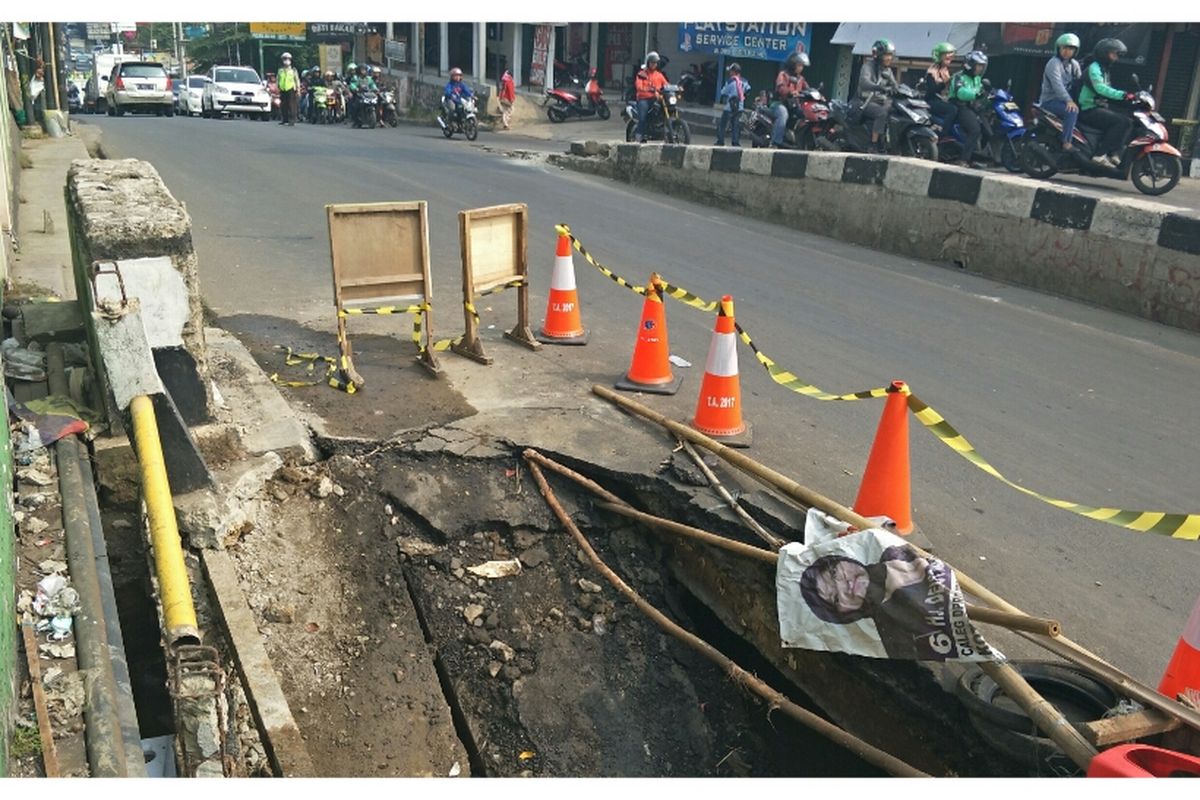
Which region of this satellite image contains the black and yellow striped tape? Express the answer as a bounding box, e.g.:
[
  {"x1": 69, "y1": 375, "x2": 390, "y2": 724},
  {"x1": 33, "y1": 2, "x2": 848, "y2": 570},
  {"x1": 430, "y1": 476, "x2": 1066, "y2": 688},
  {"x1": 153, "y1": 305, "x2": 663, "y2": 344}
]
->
[
  {"x1": 559, "y1": 225, "x2": 1200, "y2": 541},
  {"x1": 269, "y1": 346, "x2": 358, "y2": 394},
  {"x1": 464, "y1": 278, "x2": 525, "y2": 321}
]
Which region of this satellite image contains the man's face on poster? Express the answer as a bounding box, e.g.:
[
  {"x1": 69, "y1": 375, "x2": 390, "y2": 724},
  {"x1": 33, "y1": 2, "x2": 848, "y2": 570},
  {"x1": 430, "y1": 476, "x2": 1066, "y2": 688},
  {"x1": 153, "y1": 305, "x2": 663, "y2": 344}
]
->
[{"x1": 815, "y1": 559, "x2": 870, "y2": 613}]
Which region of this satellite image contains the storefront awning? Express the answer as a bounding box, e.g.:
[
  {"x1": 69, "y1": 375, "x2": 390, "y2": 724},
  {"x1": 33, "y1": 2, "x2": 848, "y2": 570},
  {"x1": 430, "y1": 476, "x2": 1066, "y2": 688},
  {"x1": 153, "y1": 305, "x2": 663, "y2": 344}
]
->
[{"x1": 830, "y1": 22, "x2": 978, "y2": 58}]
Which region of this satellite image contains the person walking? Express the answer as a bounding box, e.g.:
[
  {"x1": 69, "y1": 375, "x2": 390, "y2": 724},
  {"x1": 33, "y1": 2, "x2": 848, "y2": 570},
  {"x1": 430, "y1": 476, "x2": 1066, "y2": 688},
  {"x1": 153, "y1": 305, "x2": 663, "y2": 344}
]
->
[
  {"x1": 276, "y1": 52, "x2": 300, "y2": 126},
  {"x1": 715, "y1": 63, "x2": 749, "y2": 147},
  {"x1": 498, "y1": 68, "x2": 516, "y2": 130}
]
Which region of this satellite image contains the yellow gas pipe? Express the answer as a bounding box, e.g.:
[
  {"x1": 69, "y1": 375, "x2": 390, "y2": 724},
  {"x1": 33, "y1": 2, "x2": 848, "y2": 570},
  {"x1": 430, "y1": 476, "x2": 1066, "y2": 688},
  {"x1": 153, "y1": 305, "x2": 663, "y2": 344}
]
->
[{"x1": 130, "y1": 394, "x2": 200, "y2": 646}]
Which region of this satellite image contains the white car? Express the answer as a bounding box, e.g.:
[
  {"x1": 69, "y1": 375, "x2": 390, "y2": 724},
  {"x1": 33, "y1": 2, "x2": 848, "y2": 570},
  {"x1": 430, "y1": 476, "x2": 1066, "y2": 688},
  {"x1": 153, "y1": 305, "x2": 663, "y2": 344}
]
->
[
  {"x1": 180, "y1": 75, "x2": 208, "y2": 116},
  {"x1": 201, "y1": 65, "x2": 271, "y2": 120}
]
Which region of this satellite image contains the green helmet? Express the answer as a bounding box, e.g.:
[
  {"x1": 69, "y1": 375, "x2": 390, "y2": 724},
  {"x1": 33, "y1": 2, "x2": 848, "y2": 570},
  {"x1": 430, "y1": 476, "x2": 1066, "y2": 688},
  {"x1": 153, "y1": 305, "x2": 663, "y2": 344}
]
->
[
  {"x1": 1055, "y1": 33, "x2": 1080, "y2": 50},
  {"x1": 932, "y1": 41, "x2": 956, "y2": 60},
  {"x1": 873, "y1": 39, "x2": 895, "y2": 57}
]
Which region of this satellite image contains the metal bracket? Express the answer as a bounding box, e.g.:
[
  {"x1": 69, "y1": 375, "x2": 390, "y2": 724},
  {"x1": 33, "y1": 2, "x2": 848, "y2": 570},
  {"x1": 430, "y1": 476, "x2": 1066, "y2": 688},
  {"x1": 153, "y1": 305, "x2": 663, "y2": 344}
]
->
[{"x1": 90, "y1": 260, "x2": 128, "y2": 309}]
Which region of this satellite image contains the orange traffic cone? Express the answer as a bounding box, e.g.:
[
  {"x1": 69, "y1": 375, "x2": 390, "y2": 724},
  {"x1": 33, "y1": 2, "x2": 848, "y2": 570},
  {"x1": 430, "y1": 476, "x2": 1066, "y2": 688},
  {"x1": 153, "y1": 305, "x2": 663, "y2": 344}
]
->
[
  {"x1": 536, "y1": 232, "x2": 588, "y2": 345},
  {"x1": 691, "y1": 295, "x2": 751, "y2": 446},
  {"x1": 853, "y1": 381, "x2": 915, "y2": 534},
  {"x1": 1159, "y1": 592, "x2": 1200, "y2": 704},
  {"x1": 615, "y1": 273, "x2": 682, "y2": 395}
]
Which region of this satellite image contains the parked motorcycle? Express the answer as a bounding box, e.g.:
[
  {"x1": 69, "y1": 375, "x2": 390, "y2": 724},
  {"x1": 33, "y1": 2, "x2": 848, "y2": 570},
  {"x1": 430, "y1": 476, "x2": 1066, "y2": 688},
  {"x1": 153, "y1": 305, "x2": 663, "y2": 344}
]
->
[
  {"x1": 545, "y1": 69, "x2": 610, "y2": 122},
  {"x1": 380, "y1": 89, "x2": 399, "y2": 127},
  {"x1": 623, "y1": 84, "x2": 690, "y2": 144},
  {"x1": 745, "y1": 85, "x2": 835, "y2": 150},
  {"x1": 1021, "y1": 75, "x2": 1181, "y2": 196},
  {"x1": 437, "y1": 96, "x2": 479, "y2": 141},
  {"x1": 678, "y1": 61, "x2": 717, "y2": 105},
  {"x1": 826, "y1": 84, "x2": 938, "y2": 160},
  {"x1": 926, "y1": 79, "x2": 1027, "y2": 172}
]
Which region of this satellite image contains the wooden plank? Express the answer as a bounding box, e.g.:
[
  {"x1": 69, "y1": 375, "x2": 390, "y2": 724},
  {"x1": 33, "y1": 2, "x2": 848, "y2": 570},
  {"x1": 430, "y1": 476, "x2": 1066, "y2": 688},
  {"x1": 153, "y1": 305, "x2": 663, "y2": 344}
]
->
[
  {"x1": 339, "y1": 273, "x2": 425, "y2": 290},
  {"x1": 1080, "y1": 707, "x2": 1183, "y2": 747},
  {"x1": 200, "y1": 551, "x2": 316, "y2": 777},
  {"x1": 21, "y1": 622, "x2": 61, "y2": 777}
]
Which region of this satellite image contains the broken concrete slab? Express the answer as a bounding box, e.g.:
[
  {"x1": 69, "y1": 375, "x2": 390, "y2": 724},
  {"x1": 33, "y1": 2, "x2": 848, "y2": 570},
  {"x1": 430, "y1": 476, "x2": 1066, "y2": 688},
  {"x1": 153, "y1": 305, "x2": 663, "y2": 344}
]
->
[
  {"x1": 21, "y1": 301, "x2": 85, "y2": 344},
  {"x1": 175, "y1": 452, "x2": 282, "y2": 549},
  {"x1": 204, "y1": 327, "x2": 317, "y2": 463}
]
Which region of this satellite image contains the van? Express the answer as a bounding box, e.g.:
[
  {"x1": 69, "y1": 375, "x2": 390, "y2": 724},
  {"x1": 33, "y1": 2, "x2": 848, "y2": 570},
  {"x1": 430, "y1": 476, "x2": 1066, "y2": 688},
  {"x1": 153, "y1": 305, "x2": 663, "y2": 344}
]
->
[
  {"x1": 105, "y1": 61, "x2": 174, "y2": 117},
  {"x1": 86, "y1": 51, "x2": 137, "y2": 113}
]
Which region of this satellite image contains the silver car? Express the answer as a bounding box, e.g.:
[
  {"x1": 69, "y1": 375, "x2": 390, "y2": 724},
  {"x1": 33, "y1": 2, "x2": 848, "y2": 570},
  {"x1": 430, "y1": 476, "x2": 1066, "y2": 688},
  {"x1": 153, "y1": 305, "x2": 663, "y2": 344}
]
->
[{"x1": 106, "y1": 61, "x2": 174, "y2": 117}]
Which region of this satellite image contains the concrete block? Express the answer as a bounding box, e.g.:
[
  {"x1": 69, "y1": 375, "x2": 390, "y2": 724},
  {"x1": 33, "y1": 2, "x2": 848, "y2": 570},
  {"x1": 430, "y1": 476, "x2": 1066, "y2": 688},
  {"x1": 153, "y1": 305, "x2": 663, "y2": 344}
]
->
[
  {"x1": 175, "y1": 451, "x2": 282, "y2": 549},
  {"x1": 882, "y1": 159, "x2": 934, "y2": 197},
  {"x1": 709, "y1": 148, "x2": 742, "y2": 173},
  {"x1": 660, "y1": 144, "x2": 686, "y2": 168},
  {"x1": 841, "y1": 155, "x2": 887, "y2": 185},
  {"x1": 20, "y1": 302, "x2": 84, "y2": 344},
  {"x1": 805, "y1": 152, "x2": 846, "y2": 182},
  {"x1": 637, "y1": 144, "x2": 662, "y2": 166},
  {"x1": 770, "y1": 151, "x2": 808, "y2": 179},
  {"x1": 1031, "y1": 187, "x2": 1097, "y2": 230},
  {"x1": 93, "y1": 257, "x2": 189, "y2": 348},
  {"x1": 683, "y1": 146, "x2": 712, "y2": 172},
  {"x1": 1089, "y1": 197, "x2": 1170, "y2": 246},
  {"x1": 976, "y1": 174, "x2": 1039, "y2": 218},
  {"x1": 1158, "y1": 213, "x2": 1200, "y2": 255},
  {"x1": 928, "y1": 168, "x2": 982, "y2": 205},
  {"x1": 739, "y1": 149, "x2": 774, "y2": 176},
  {"x1": 91, "y1": 304, "x2": 164, "y2": 410}
]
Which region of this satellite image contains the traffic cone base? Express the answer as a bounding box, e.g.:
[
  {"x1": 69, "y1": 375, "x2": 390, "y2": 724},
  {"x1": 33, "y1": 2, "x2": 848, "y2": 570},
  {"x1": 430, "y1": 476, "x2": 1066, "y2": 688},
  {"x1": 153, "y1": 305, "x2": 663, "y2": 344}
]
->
[
  {"x1": 689, "y1": 417, "x2": 754, "y2": 448},
  {"x1": 853, "y1": 381, "x2": 915, "y2": 535},
  {"x1": 616, "y1": 273, "x2": 682, "y2": 395},
  {"x1": 539, "y1": 232, "x2": 588, "y2": 345}
]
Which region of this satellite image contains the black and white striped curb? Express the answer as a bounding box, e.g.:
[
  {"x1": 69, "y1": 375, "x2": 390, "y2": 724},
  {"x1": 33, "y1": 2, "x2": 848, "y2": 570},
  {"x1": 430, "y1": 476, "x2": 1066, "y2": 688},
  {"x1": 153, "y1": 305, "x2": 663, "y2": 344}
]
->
[{"x1": 606, "y1": 143, "x2": 1200, "y2": 256}]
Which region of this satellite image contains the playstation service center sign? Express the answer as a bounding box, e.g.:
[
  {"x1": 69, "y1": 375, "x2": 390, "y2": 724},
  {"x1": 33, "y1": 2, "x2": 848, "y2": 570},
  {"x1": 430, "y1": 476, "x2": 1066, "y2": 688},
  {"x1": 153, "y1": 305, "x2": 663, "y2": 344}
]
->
[{"x1": 678, "y1": 23, "x2": 813, "y2": 61}]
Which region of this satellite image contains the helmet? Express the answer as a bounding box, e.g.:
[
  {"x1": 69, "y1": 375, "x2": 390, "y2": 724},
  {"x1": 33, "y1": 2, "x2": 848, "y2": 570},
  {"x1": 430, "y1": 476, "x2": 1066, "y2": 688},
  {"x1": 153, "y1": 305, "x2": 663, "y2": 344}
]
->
[
  {"x1": 872, "y1": 39, "x2": 895, "y2": 56},
  {"x1": 450, "y1": 67, "x2": 463, "y2": 78},
  {"x1": 1055, "y1": 33, "x2": 1080, "y2": 50},
  {"x1": 964, "y1": 50, "x2": 988, "y2": 73},
  {"x1": 347, "y1": 62, "x2": 357, "y2": 72},
  {"x1": 932, "y1": 41, "x2": 956, "y2": 60},
  {"x1": 372, "y1": 66, "x2": 381, "y2": 75},
  {"x1": 786, "y1": 52, "x2": 810, "y2": 70},
  {"x1": 357, "y1": 63, "x2": 368, "y2": 72},
  {"x1": 646, "y1": 51, "x2": 660, "y2": 65},
  {"x1": 324, "y1": 70, "x2": 334, "y2": 78},
  {"x1": 281, "y1": 52, "x2": 292, "y2": 61},
  {"x1": 726, "y1": 61, "x2": 741, "y2": 74},
  {"x1": 1093, "y1": 38, "x2": 1127, "y2": 60}
]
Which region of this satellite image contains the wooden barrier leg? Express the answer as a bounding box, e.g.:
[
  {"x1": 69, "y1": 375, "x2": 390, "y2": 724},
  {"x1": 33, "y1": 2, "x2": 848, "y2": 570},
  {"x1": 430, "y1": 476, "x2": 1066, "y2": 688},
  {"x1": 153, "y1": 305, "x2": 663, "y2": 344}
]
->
[
  {"x1": 418, "y1": 306, "x2": 442, "y2": 375},
  {"x1": 451, "y1": 297, "x2": 493, "y2": 365},
  {"x1": 336, "y1": 313, "x2": 365, "y2": 388},
  {"x1": 504, "y1": 283, "x2": 542, "y2": 351}
]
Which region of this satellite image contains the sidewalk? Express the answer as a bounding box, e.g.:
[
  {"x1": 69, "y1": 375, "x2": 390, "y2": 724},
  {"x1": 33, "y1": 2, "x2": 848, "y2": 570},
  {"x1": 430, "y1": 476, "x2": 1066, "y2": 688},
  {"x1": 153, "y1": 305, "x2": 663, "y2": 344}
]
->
[{"x1": 9, "y1": 131, "x2": 91, "y2": 300}]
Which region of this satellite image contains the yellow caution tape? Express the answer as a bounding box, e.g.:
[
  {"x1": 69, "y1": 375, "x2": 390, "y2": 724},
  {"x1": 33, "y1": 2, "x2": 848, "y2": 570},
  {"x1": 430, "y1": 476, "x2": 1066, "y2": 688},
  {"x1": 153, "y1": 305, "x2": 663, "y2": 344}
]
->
[
  {"x1": 269, "y1": 347, "x2": 357, "y2": 394},
  {"x1": 465, "y1": 278, "x2": 525, "y2": 322}
]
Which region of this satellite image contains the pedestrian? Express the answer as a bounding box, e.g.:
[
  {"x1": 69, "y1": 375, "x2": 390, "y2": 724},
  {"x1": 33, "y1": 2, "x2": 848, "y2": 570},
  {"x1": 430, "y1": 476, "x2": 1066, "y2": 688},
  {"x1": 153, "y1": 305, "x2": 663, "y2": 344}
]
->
[
  {"x1": 276, "y1": 52, "x2": 300, "y2": 126},
  {"x1": 715, "y1": 62, "x2": 749, "y2": 147},
  {"x1": 498, "y1": 68, "x2": 515, "y2": 130}
]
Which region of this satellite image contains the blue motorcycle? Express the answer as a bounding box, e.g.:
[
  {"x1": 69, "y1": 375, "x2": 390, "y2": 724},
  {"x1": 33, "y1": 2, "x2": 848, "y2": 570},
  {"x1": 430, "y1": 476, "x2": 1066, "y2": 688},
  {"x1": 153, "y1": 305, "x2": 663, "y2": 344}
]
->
[{"x1": 926, "y1": 80, "x2": 1027, "y2": 172}]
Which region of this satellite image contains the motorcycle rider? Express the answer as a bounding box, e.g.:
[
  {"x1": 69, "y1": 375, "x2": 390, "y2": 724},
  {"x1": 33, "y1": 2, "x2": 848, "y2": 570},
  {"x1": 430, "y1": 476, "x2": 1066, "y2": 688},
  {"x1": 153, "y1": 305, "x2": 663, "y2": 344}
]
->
[
  {"x1": 1039, "y1": 33, "x2": 1083, "y2": 154},
  {"x1": 442, "y1": 67, "x2": 474, "y2": 127},
  {"x1": 276, "y1": 52, "x2": 300, "y2": 126},
  {"x1": 859, "y1": 39, "x2": 899, "y2": 153},
  {"x1": 633, "y1": 52, "x2": 669, "y2": 143},
  {"x1": 949, "y1": 50, "x2": 992, "y2": 167},
  {"x1": 770, "y1": 51, "x2": 810, "y2": 147},
  {"x1": 715, "y1": 62, "x2": 750, "y2": 147},
  {"x1": 925, "y1": 42, "x2": 958, "y2": 137},
  {"x1": 348, "y1": 63, "x2": 377, "y2": 128},
  {"x1": 1079, "y1": 38, "x2": 1134, "y2": 168}
]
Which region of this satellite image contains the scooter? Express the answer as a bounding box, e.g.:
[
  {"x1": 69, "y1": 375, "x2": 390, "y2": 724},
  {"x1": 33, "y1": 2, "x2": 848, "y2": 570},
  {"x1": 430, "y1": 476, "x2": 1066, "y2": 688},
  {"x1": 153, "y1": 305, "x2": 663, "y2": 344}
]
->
[
  {"x1": 826, "y1": 84, "x2": 939, "y2": 160},
  {"x1": 623, "y1": 84, "x2": 690, "y2": 144},
  {"x1": 929, "y1": 80, "x2": 1027, "y2": 172},
  {"x1": 437, "y1": 96, "x2": 479, "y2": 141},
  {"x1": 1021, "y1": 74, "x2": 1181, "y2": 196},
  {"x1": 380, "y1": 89, "x2": 399, "y2": 127},
  {"x1": 545, "y1": 69, "x2": 610, "y2": 122}
]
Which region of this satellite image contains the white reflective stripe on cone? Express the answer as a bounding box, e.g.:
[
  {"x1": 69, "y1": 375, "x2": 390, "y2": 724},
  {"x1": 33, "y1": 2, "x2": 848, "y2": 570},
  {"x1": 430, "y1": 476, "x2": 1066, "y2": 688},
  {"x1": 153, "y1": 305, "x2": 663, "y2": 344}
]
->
[
  {"x1": 704, "y1": 332, "x2": 738, "y2": 377},
  {"x1": 550, "y1": 255, "x2": 577, "y2": 291}
]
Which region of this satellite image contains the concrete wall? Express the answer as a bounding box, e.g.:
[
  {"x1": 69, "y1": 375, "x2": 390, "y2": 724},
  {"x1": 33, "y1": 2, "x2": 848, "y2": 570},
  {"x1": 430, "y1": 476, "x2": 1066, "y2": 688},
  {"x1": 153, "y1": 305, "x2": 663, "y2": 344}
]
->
[
  {"x1": 66, "y1": 158, "x2": 215, "y2": 425},
  {"x1": 0, "y1": 349, "x2": 13, "y2": 775},
  {"x1": 559, "y1": 143, "x2": 1200, "y2": 332}
]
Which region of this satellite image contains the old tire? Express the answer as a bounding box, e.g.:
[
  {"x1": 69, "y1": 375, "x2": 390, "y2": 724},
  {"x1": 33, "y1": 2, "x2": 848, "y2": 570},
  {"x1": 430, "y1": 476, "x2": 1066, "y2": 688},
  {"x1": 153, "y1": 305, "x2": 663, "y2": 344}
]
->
[
  {"x1": 1131, "y1": 152, "x2": 1181, "y2": 196},
  {"x1": 955, "y1": 661, "x2": 1119, "y2": 734}
]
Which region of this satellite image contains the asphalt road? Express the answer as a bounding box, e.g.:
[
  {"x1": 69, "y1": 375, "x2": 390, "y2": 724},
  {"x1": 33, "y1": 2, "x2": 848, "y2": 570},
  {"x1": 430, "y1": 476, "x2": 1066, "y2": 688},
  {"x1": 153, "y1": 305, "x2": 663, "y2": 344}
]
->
[{"x1": 86, "y1": 114, "x2": 1200, "y2": 687}]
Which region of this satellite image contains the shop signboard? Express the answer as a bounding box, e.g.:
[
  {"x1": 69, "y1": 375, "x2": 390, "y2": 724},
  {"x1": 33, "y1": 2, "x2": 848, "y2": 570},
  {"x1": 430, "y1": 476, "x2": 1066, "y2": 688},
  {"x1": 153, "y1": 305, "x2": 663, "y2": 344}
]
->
[
  {"x1": 249, "y1": 23, "x2": 307, "y2": 42},
  {"x1": 678, "y1": 22, "x2": 812, "y2": 61}
]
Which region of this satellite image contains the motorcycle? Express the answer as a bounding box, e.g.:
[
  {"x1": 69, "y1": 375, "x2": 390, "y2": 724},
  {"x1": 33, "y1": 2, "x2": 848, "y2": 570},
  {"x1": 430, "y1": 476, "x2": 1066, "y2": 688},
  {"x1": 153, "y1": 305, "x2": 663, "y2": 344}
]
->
[
  {"x1": 355, "y1": 89, "x2": 380, "y2": 129},
  {"x1": 826, "y1": 83, "x2": 939, "y2": 160},
  {"x1": 623, "y1": 84, "x2": 690, "y2": 144},
  {"x1": 926, "y1": 79, "x2": 1027, "y2": 172},
  {"x1": 553, "y1": 54, "x2": 590, "y2": 88},
  {"x1": 437, "y1": 96, "x2": 479, "y2": 141},
  {"x1": 678, "y1": 61, "x2": 717, "y2": 105},
  {"x1": 1020, "y1": 74, "x2": 1181, "y2": 196},
  {"x1": 380, "y1": 89, "x2": 399, "y2": 127},
  {"x1": 545, "y1": 69, "x2": 610, "y2": 122},
  {"x1": 328, "y1": 85, "x2": 346, "y2": 124},
  {"x1": 745, "y1": 84, "x2": 835, "y2": 150},
  {"x1": 311, "y1": 86, "x2": 331, "y2": 124}
]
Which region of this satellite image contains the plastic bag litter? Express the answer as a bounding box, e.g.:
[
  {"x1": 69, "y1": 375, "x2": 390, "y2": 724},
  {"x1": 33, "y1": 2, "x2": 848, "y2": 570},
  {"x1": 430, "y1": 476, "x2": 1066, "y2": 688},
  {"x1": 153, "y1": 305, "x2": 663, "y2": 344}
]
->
[
  {"x1": 467, "y1": 559, "x2": 522, "y2": 579},
  {"x1": 1, "y1": 338, "x2": 46, "y2": 381},
  {"x1": 668, "y1": 354, "x2": 692, "y2": 368}
]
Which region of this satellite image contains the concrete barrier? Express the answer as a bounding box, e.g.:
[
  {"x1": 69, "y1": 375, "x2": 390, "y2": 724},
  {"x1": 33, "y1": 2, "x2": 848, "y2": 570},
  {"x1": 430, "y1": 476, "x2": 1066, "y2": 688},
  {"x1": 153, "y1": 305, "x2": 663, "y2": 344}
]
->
[{"x1": 556, "y1": 142, "x2": 1200, "y2": 332}]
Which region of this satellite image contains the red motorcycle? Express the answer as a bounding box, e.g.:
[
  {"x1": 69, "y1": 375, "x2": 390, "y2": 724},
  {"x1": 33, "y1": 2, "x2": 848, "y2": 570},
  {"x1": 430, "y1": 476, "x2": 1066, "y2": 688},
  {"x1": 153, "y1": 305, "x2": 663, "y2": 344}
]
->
[
  {"x1": 545, "y1": 68, "x2": 610, "y2": 122},
  {"x1": 788, "y1": 85, "x2": 835, "y2": 150}
]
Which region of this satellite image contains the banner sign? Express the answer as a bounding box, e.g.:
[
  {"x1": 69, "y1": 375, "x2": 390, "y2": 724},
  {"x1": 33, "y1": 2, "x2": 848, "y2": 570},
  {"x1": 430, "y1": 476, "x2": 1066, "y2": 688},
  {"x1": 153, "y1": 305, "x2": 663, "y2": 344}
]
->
[
  {"x1": 307, "y1": 22, "x2": 370, "y2": 42},
  {"x1": 678, "y1": 23, "x2": 812, "y2": 62},
  {"x1": 974, "y1": 22, "x2": 1152, "y2": 65},
  {"x1": 776, "y1": 528, "x2": 1001, "y2": 662},
  {"x1": 249, "y1": 22, "x2": 307, "y2": 42},
  {"x1": 528, "y1": 24, "x2": 552, "y2": 87}
]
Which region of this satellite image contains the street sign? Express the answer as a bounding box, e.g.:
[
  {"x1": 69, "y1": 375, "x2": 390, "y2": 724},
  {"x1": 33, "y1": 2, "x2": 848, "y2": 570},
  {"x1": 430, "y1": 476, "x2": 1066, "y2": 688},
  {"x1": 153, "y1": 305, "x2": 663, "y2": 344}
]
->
[
  {"x1": 385, "y1": 38, "x2": 407, "y2": 63},
  {"x1": 249, "y1": 22, "x2": 307, "y2": 42},
  {"x1": 678, "y1": 23, "x2": 812, "y2": 61},
  {"x1": 307, "y1": 23, "x2": 369, "y2": 42},
  {"x1": 86, "y1": 23, "x2": 115, "y2": 38}
]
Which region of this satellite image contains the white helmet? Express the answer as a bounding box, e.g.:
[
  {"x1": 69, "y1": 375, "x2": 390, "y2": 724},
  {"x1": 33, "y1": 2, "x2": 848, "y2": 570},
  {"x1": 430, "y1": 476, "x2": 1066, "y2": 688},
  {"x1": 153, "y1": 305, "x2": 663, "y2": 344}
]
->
[
  {"x1": 646, "y1": 51, "x2": 660, "y2": 65},
  {"x1": 281, "y1": 52, "x2": 292, "y2": 61}
]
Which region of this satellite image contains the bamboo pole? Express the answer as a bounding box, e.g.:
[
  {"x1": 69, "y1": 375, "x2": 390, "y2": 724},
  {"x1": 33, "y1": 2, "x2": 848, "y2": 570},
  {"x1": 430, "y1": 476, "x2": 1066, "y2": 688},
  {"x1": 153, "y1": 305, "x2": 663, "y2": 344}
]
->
[
  {"x1": 677, "y1": 439, "x2": 786, "y2": 549},
  {"x1": 525, "y1": 457, "x2": 931, "y2": 778},
  {"x1": 966, "y1": 606, "x2": 1060, "y2": 638},
  {"x1": 595, "y1": 500, "x2": 779, "y2": 564},
  {"x1": 590, "y1": 384, "x2": 1200, "y2": 734},
  {"x1": 21, "y1": 622, "x2": 60, "y2": 777}
]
